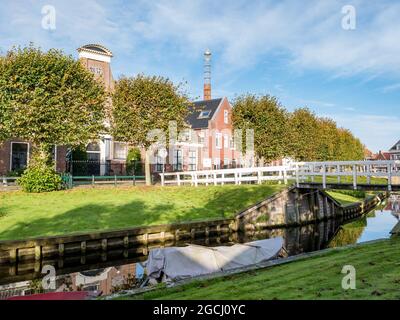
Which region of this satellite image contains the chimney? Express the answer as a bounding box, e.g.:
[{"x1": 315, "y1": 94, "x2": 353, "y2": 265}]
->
[{"x1": 204, "y1": 49, "x2": 211, "y2": 100}]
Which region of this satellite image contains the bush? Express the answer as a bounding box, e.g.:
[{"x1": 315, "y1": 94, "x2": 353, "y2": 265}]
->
[
  {"x1": 18, "y1": 164, "x2": 63, "y2": 193},
  {"x1": 126, "y1": 147, "x2": 143, "y2": 175}
]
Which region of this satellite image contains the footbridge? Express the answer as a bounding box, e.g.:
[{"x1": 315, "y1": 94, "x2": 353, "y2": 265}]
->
[
  {"x1": 160, "y1": 160, "x2": 400, "y2": 191},
  {"x1": 295, "y1": 160, "x2": 400, "y2": 191}
]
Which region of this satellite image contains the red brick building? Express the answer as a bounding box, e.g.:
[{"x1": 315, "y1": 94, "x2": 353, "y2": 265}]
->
[
  {"x1": 152, "y1": 97, "x2": 243, "y2": 173},
  {"x1": 0, "y1": 44, "x2": 244, "y2": 176}
]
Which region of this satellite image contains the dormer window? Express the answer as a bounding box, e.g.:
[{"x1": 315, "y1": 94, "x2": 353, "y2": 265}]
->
[{"x1": 198, "y1": 110, "x2": 211, "y2": 119}]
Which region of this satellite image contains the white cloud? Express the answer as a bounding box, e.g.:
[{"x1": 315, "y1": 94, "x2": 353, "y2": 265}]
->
[{"x1": 382, "y1": 83, "x2": 400, "y2": 93}]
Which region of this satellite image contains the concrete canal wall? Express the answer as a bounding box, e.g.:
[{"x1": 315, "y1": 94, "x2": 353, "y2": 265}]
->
[{"x1": 0, "y1": 187, "x2": 387, "y2": 264}]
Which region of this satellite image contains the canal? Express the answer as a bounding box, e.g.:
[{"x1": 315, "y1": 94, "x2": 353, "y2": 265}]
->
[{"x1": 0, "y1": 194, "x2": 399, "y2": 299}]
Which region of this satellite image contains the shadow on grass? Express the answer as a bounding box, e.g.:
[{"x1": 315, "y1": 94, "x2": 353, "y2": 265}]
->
[{"x1": 0, "y1": 185, "x2": 281, "y2": 241}]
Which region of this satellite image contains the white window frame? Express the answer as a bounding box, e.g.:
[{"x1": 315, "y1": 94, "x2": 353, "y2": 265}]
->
[
  {"x1": 224, "y1": 110, "x2": 229, "y2": 124},
  {"x1": 224, "y1": 134, "x2": 229, "y2": 149},
  {"x1": 214, "y1": 157, "x2": 221, "y2": 169},
  {"x1": 113, "y1": 141, "x2": 128, "y2": 160},
  {"x1": 215, "y1": 133, "x2": 222, "y2": 149},
  {"x1": 198, "y1": 110, "x2": 211, "y2": 119},
  {"x1": 173, "y1": 149, "x2": 183, "y2": 171},
  {"x1": 188, "y1": 150, "x2": 197, "y2": 171},
  {"x1": 9, "y1": 142, "x2": 30, "y2": 171}
]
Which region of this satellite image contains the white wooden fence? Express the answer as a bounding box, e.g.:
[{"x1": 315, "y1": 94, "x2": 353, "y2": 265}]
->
[
  {"x1": 160, "y1": 160, "x2": 400, "y2": 190},
  {"x1": 160, "y1": 166, "x2": 296, "y2": 186}
]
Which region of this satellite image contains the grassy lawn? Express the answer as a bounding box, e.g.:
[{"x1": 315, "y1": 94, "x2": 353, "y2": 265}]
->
[
  {"x1": 326, "y1": 191, "x2": 364, "y2": 205},
  {"x1": 304, "y1": 176, "x2": 388, "y2": 185},
  {"x1": 124, "y1": 238, "x2": 400, "y2": 300},
  {"x1": 0, "y1": 184, "x2": 285, "y2": 241}
]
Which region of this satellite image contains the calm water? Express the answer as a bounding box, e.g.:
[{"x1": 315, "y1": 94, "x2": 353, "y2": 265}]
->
[{"x1": 1, "y1": 194, "x2": 399, "y2": 299}]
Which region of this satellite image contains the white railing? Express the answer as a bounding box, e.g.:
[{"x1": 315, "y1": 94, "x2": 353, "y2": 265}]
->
[
  {"x1": 160, "y1": 166, "x2": 296, "y2": 186},
  {"x1": 296, "y1": 160, "x2": 400, "y2": 190},
  {"x1": 159, "y1": 160, "x2": 400, "y2": 190}
]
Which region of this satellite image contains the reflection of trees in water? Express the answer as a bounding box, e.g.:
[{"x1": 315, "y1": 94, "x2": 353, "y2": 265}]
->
[{"x1": 328, "y1": 217, "x2": 367, "y2": 248}]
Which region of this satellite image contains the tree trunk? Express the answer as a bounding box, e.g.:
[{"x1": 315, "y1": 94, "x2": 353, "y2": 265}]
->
[
  {"x1": 31, "y1": 143, "x2": 52, "y2": 168},
  {"x1": 145, "y1": 148, "x2": 151, "y2": 186}
]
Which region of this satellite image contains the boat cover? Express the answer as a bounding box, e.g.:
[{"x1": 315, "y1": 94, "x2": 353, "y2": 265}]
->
[{"x1": 146, "y1": 237, "x2": 284, "y2": 281}]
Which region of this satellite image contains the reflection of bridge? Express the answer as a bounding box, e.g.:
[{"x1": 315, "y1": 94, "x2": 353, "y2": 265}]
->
[{"x1": 161, "y1": 160, "x2": 400, "y2": 191}]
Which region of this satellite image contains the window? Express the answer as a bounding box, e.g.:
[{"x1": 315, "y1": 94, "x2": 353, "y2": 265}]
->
[
  {"x1": 230, "y1": 137, "x2": 235, "y2": 150},
  {"x1": 173, "y1": 150, "x2": 183, "y2": 171},
  {"x1": 224, "y1": 158, "x2": 230, "y2": 168},
  {"x1": 224, "y1": 110, "x2": 229, "y2": 124},
  {"x1": 198, "y1": 110, "x2": 211, "y2": 119},
  {"x1": 198, "y1": 132, "x2": 205, "y2": 144},
  {"x1": 215, "y1": 133, "x2": 222, "y2": 149},
  {"x1": 155, "y1": 153, "x2": 164, "y2": 172},
  {"x1": 113, "y1": 142, "x2": 127, "y2": 160},
  {"x1": 89, "y1": 66, "x2": 103, "y2": 75},
  {"x1": 224, "y1": 134, "x2": 229, "y2": 149},
  {"x1": 214, "y1": 158, "x2": 221, "y2": 170},
  {"x1": 86, "y1": 142, "x2": 101, "y2": 175},
  {"x1": 188, "y1": 150, "x2": 197, "y2": 171},
  {"x1": 397, "y1": 144, "x2": 400, "y2": 151},
  {"x1": 10, "y1": 142, "x2": 29, "y2": 171}
]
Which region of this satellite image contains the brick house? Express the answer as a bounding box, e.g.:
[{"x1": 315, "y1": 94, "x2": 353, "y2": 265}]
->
[
  {"x1": 0, "y1": 44, "x2": 244, "y2": 176},
  {"x1": 152, "y1": 97, "x2": 243, "y2": 173}
]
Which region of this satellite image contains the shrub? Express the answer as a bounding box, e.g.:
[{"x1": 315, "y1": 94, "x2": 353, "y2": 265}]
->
[
  {"x1": 18, "y1": 164, "x2": 63, "y2": 193},
  {"x1": 126, "y1": 147, "x2": 143, "y2": 175},
  {"x1": 6, "y1": 168, "x2": 25, "y2": 177}
]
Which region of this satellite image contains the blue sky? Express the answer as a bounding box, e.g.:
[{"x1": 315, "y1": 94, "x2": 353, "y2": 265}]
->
[{"x1": 1, "y1": 0, "x2": 400, "y2": 152}]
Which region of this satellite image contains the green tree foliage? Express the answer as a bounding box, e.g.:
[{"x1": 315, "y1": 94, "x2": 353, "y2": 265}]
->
[
  {"x1": 232, "y1": 94, "x2": 289, "y2": 162},
  {"x1": 287, "y1": 108, "x2": 319, "y2": 161},
  {"x1": 233, "y1": 95, "x2": 366, "y2": 162},
  {"x1": 112, "y1": 75, "x2": 189, "y2": 185},
  {"x1": 0, "y1": 45, "x2": 106, "y2": 191},
  {"x1": 287, "y1": 108, "x2": 365, "y2": 161}
]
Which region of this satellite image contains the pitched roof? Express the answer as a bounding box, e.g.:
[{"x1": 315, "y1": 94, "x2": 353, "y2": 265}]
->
[
  {"x1": 389, "y1": 139, "x2": 400, "y2": 151},
  {"x1": 375, "y1": 151, "x2": 390, "y2": 160},
  {"x1": 186, "y1": 98, "x2": 223, "y2": 129}
]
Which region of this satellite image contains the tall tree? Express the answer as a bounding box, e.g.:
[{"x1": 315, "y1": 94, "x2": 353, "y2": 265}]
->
[
  {"x1": 111, "y1": 75, "x2": 189, "y2": 185},
  {"x1": 287, "y1": 108, "x2": 319, "y2": 161},
  {"x1": 0, "y1": 45, "x2": 106, "y2": 166},
  {"x1": 232, "y1": 94, "x2": 289, "y2": 163}
]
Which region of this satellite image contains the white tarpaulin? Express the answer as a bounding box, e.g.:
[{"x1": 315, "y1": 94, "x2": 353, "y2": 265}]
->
[{"x1": 146, "y1": 237, "x2": 284, "y2": 281}]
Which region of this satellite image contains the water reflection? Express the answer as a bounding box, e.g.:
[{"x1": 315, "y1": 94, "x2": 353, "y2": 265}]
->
[{"x1": 1, "y1": 195, "x2": 399, "y2": 299}]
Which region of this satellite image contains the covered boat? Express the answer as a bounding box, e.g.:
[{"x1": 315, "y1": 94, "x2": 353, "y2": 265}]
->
[{"x1": 146, "y1": 237, "x2": 284, "y2": 282}]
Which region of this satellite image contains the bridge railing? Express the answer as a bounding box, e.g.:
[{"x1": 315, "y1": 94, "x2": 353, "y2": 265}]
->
[
  {"x1": 160, "y1": 166, "x2": 296, "y2": 186},
  {"x1": 159, "y1": 160, "x2": 400, "y2": 190},
  {"x1": 296, "y1": 160, "x2": 400, "y2": 190}
]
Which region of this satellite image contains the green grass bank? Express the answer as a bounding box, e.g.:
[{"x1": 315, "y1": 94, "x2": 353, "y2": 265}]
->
[
  {"x1": 0, "y1": 184, "x2": 285, "y2": 241},
  {"x1": 122, "y1": 238, "x2": 400, "y2": 300}
]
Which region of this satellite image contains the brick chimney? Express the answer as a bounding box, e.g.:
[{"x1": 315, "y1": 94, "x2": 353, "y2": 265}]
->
[{"x1": 204, "y1": 49, "x2": 211, "y2": 100}]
